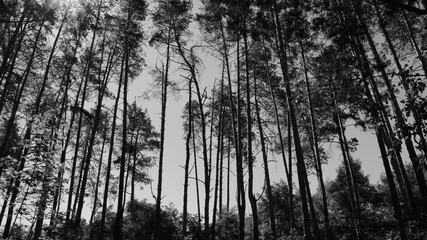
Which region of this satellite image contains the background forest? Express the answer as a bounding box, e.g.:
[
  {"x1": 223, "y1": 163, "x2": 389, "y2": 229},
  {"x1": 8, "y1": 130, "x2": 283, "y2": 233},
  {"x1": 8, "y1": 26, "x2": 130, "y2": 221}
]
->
[{"x1": 1, "y1": 0, "x2": 427, "y2": 239}]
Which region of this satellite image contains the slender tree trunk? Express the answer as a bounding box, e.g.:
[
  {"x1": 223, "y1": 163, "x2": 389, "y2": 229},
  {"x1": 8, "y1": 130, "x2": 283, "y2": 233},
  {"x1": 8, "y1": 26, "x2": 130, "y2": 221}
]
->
[
  {"x1": 235, "y1": 32, "x2": 246, "y2": 240},
  {"x1": 265, "y1": 41, "x2": 296, "y2": 230},
  {"x1": 72, "y1": 139, "x2": 89, "y2": 218},
  {"x1": 242, "y1": 13, "x2": 259, "y2": 238},
  {"x1": 272, "y1": 3, "x2": 312, "y2": 239},
  {"x1": 89, "y1": 128, "x2": 107, "y2": 226},
  {"x1": 219, "y1": 19, "x2": 245, "y2": 240},
  {"x1": 131, "y1": 131, "x2": 139, "y2": 204},
  {"x1": 113, "y1": 32, "x2": 129, "y2": 240},
  {"x1": 123, "y1": 134, "x2": 134, "y2": 209},
  {"x1": 297, "y1": 30, "x2": 331, "y2": 239},
  {"x1": 218, "y1": 132, "x2": 224, "y2": 218},
  {"x1": 154, "y1": 17, "x2": 172, "y2": 240},
  {"x1": 212, "y1": 74, "x2": 225, "y2": 240},
  {"x1": 174, "y1": 27, "x2": 211, "y2": 239},
  {"x1": 0, "y1": 183, "x2": 12, "y2": 226},
  {"x1": 49, "y1": 32, "x2": 82, "y2": 233},
  {"x1": 182, "y1": 72, "x2": 193, "y2": 238},
  {"x1": 329, "y1": 73, "x2": 363, "y2": 239},
  {"x1": 254, "y1": 70, "x2": 277, "y2": 239},
  {"x1": 226, "y1": 135, "x2": 231, "y2": 212},
  {"x1": 374, "y1": 124, "x2": 408, "y2": 240},
  {"x1": 354, "y1": 48, "x2": 408, "y2": 239},
  {"x1": 75, "y1": 0, "x2": 106, "y2": 226},
  {"x1": 304, "y1": 173, "x2": 320, "y2": 239},
  {"x1": 99, "y1": 54, "x2": 124, "y2": 240},
  {"x1": 193, "y1": 126, "x2": 202, "y2": 232}
]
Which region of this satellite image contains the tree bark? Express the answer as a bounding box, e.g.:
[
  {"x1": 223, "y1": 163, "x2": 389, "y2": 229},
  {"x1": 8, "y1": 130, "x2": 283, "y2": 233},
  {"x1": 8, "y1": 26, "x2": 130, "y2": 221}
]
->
[
  {"x1": 182, "y1": 69, "x2": 193, "y2": 238},
  {"x1": 254, "y1": 68, "x2": 277, "y2": 240},
  {"x1": 272, "y1": 2, "x2": 312, "y2": 239},
  {"x1": 154, "y1": 12, "x2": 172, "y2": 239},
  {"x1": 99, "y1": 53, "x2": 124, "y2": 240}
]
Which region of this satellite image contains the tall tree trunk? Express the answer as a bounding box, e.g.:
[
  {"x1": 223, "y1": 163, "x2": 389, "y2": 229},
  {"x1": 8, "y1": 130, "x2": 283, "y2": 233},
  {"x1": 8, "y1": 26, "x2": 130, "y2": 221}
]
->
[
  {"x1": 182, "y1": 73, "x2": 193, "y2": 238},
  {"x1": 226, "y1": 135, "x2": 231, "y2": 212},
  {"x1": 272, "y1": 3, "x2": 312, "y2": 239},
  {"x1": 66, "y1": 36, "x2": 94, "y2": 226},
  {"x1": 89, "y1": 127, "x2": 107, "y2": 226},
  {"x1": 235, "y1": 32, "x2": 246, "y2": 240},
  {"x1": 329, "y1": 74, "x2": 363, "y2": 239},
  {"x1": 212, "y1": 74, "x2": 225, "y2": 240},
  {"x1": 99, "y1": 55, "x2": 124, "y2": 240},
  {"x1": 254, "y1": 69, "x2": 277, "y2": 240},
  {"x1": 219, "y1": 19, "x2": 245, "y2": 239},
  {"x1": 297, "y1": 30, "x2": 331, "y2": 239},
  {"x1": 123, "y1": 134, "x2": 134, "y2": 208},
  {"x1": 113, "y1": 31, "x2": 129, "y2": 240},
  {"x1": 174, "y1": 27, "x2": 211, "y2": 239},
  {"x1": 218, "y1": 132, "x2": 224, "y2": 218},
  {"x1": 72, "y1": 139, "x2": 89, "y2": 218},
  {"x1": 49, "y1": 31, "x2": 82, "y2": 234},
  {"x1": 193, "y1": 126, "x2": 202, "y2": 232},
  {"x1": 75, "y1": 0, "x2": 106, "y2": 226},
  {"x1": 243, "y1": 14, "x2": 259, "y2": 239},
  {"x1": 354, "y1": 46, "x2": 408, "y2": 239},
  {"x1": 131, "y1": 131, "x2": 139, "y2": 204},
  {"x1": 154, "y1": 18, "x2": 172, "y2": 240}
]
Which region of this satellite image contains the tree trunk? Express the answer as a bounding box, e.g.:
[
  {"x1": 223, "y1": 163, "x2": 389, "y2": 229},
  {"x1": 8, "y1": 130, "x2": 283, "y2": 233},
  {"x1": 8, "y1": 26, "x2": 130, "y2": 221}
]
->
[
  {"x1": 272, "y1": 2, "x2": 312, "y2": 239},
  {"x1": 297, "y1": 30, "x2": 331, "y2": 239},
  {"x1": 354, "y1": 45, "x2": 408, "y2": 239},
  {"x1": 174, "y1": 27, "x2": 211, "y2": 239},
  {"x1": 254, "y1": 69, "x2": 277, "y2": 240},
  {"x1": 212, "y1": 74, "x2": 225, "y2": 240},
  {"x1": 99, "y1": 54, "x2": 124, "y2": 240},
  {"x1": 219, "y1": 19, "x2": 245, "y2": 240},
  {"x1": 154, "y1": 16, "x2": 172, "y2": 240},
  {"x1": 89, "y1": 127, "x2": 107, "y2": 226},
  {"x1": 49, "y1": 31, "x2": 82, "y2": 234},
  {"x1": 193, "y1": 125, "x2": 202, "y2": 232},
  {"x1": 75, "y1": 0, "x2": 106, "y2": 226},
  {"x1": 182, "y1": 70, "x2": 193, "y2": 238},
  {"x1": 131, "y1": 131, "x2": 139, "y2": 204},
  {"x1": 243, "y1": 28, "x2": 259, "y2": 239},
  {"x1": 113, "y1": 31, "x2": 129, "y2": 240}
]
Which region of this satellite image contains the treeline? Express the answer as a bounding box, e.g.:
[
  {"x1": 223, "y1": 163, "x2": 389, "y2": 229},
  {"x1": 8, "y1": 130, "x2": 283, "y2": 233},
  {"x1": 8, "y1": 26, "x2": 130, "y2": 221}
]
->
[{"x1": 0, "y1": 0, "x2": 427, "y2": 240}]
